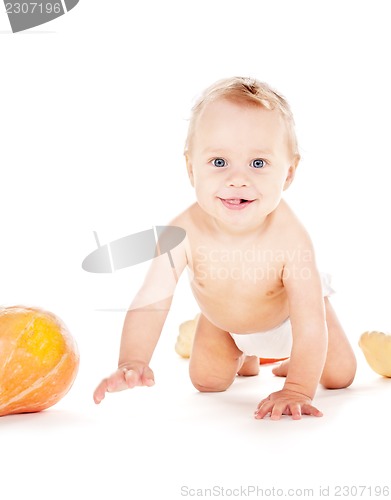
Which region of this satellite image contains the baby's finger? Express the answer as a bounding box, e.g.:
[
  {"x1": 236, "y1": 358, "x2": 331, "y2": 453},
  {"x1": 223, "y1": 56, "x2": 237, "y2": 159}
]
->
[
  {"x1": 288, "y1": 403, "x2": 302, "y2": 420},
  {"x1": 301, "y1": 404, "x2": 323, "y2": 417},
  {"x1": 141, "y1": 366, "x2": 155, "y2": 387},
  {"x1": 93, "y1": 379, "x2": 109, "y2": 404},
  {"x1": 93, "y1": 370, "x2": 128, "y2": 403},
  {"x1": 270, "y1": 403, "x2": 287, "y2": 420},
  {"x1": 254, "y1": 401, "x2": 274, "y2": 419},
  {"x1": 106, "y1": 368, "x2": 131, "y2": 392},
  {"x1": 256, "y1": 396, "x2": 271, "y2": 409},
  {"x1": 124, "y1": 368, "x2": 142, "y2": 388}
]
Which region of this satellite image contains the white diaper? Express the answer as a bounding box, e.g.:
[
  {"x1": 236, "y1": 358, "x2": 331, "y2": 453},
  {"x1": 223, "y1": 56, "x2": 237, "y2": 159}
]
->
[{"x1": 230, "y1": 273, "x2": 334, "y2": 359}]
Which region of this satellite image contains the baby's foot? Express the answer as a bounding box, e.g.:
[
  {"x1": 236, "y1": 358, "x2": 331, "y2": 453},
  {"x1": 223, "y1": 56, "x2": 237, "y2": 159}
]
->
[
  {"x1": 237, "y1": 356, "x2": 260, "y2": 376},
  {"x1": 272, "y1": 359, "x2": 290, "y2": 377},
  {"x1": 359, "y1": 331, "x2": 391, "y2": 377}
]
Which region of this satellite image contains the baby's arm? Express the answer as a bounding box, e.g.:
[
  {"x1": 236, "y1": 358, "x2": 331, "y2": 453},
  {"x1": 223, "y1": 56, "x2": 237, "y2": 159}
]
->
[
  {"x1": 93, "y1": 296, "x2": 173, "y2": 403},
  {"x1": 255, "y1": 235, "x2": 327, "y2": 420},
  {"x1": 93, "y1": 225, "x2": 188, "y2": 404}
]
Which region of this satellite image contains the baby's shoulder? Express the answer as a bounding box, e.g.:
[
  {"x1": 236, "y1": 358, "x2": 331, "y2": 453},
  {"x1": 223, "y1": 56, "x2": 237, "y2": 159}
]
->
[
  {"x1": 274, "y1": 200, "x2": 313, "y2": 248},
  {"x1": 169, "y1": 203, "x2": 198, "y2": 231},
  {"x1": 169, "y1": 203, "x2": 207, "y2": 236}
]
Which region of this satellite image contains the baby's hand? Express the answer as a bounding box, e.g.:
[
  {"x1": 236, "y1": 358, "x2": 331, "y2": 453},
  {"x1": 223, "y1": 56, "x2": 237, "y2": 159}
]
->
[
  {"x1": 93, "y1": 362, "x2": 155, "y2": 404},
  {"x1": 254, "y1": 389, "x2": 323, "y2": 420}
]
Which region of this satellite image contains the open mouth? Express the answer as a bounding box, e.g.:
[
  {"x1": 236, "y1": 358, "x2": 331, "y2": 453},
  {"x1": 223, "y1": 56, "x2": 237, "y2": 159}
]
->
[{"x1": 219, "y1": 198, "x2": 255, "y2": 210}]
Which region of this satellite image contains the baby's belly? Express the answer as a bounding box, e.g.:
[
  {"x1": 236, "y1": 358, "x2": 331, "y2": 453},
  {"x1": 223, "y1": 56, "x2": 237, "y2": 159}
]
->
[{"x1": 190, "y1": 281, "x2": 289, "y2": 334}]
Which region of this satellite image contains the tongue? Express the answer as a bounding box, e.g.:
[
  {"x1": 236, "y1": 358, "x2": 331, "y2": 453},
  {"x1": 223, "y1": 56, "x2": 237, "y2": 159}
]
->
[{"x1": 225, "y1": 198, "x2": 242, "y2": 205}]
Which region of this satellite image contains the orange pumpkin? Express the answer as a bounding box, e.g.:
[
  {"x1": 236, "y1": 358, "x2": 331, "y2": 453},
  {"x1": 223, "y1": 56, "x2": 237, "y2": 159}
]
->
[{"x1": 0, "y1": 306, "x2": 79, "y2": 417}]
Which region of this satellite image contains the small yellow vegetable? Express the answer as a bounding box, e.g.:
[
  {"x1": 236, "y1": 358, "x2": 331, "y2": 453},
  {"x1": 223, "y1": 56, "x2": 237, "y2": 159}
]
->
[
  {"x1": 175, "y1": 314, "x2": 200, "y2": 358},
  {"x1": 359, "y1": 331, "x2": 391, "y2": 377}
]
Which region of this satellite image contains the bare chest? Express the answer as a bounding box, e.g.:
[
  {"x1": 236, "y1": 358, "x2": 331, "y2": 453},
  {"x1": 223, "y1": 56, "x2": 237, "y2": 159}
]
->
[{"x1": 187, "y1": 243, "x2": 288, "y2": 331}]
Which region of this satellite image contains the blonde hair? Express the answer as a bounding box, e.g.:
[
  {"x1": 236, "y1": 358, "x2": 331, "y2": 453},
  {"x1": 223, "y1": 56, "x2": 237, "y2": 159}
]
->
[{"x1": 184, "y1": 76, "x2": 299, "y2": 157}]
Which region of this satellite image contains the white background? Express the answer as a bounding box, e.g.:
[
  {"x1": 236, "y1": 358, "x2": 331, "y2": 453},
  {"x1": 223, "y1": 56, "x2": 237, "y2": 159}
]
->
[{"x1": 1, "y1": 2, "x2": 391, "y2": 499}]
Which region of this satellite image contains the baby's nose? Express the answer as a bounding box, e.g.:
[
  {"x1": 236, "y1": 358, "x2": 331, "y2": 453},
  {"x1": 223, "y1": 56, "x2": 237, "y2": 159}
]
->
[{"x1": 225, "y1": 166, "x2": 250, "y2": 187}]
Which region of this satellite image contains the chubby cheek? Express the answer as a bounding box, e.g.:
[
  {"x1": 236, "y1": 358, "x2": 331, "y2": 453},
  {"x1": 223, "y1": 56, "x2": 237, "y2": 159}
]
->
[
  {"x1": 266, "y1": 175, "x2": 288, "y2": 194},
  {"x1": 254, "y1": 180, "x2": 286, "y2": 208},
  {"x1": 193, "y1": 171, "x2": 218, "y2": 195},
  {"x1": 194, "y1": 185, "x2": 211, "y2": 206}
]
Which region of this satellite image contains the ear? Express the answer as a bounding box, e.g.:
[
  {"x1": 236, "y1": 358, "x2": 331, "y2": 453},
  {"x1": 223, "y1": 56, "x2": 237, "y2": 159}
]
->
[
  {"x1": 283, "y1": 155, "x2": 300, "y2": 191},
  {"x1": 185, "y1": 154, "x2": 195, "y2": 187}
]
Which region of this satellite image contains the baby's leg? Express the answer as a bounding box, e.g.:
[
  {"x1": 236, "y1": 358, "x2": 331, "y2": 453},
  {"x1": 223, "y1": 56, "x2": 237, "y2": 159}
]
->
[
  {"x1": 273, "y1": 298, "x2": 357, "y2": 389},
  {"x1": 189, "y1": 313, "x2": 258, "y2": 393},
  {"x1": 319, "y1": 297, "x2": 357, "y2": 388}
]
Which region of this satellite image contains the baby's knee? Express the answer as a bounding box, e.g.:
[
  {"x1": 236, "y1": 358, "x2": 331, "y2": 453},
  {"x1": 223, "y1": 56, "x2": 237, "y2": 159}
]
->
[
  {"x1": 190, "y1": 373, "x2": 233, "y2": 393},
  {"x1": 322, "y1": 375, "x2": 355, "y2": 390},
  {"x1": 322, "y1": 361, "x2": 357, "y2": 390},
  {"x1": 192, "y1": 381, "x2": 228, "y2": 393}
]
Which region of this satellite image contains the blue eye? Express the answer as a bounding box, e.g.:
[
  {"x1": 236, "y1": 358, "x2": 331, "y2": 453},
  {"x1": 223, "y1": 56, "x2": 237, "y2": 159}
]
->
[
  {"x1": 212, "y1": 158, "x2": 227, "y2": 168},
  {"x1": 251, "y1": 159, "x2": 265, "y2": 169}
]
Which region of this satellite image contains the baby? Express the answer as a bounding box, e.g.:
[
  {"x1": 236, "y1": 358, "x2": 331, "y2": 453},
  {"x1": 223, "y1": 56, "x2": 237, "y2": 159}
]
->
[{"x1": 93, "y1": 77, "x2": 357, "y2": 419}]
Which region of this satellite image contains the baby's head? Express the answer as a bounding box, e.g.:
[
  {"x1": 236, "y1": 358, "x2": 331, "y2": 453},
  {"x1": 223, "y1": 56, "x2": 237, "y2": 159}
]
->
[
  {"x1": 184, "y1": 76, "x2": 299, "y2": 159},
  {"x1": 184, "y1": 77, "x2": 300, "y2": 229}
]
